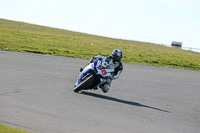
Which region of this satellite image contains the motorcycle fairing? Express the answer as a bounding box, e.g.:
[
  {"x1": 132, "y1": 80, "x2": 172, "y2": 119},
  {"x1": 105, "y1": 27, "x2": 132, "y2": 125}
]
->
[{"x1": 77, "y1": 57, "x2": 114, "y2": 89}]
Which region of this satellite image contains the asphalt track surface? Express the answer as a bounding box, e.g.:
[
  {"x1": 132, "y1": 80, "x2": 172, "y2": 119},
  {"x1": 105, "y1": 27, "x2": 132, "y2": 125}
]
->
[{"x1": 0, "y1": 51, "x2": 200, "y2": 133}]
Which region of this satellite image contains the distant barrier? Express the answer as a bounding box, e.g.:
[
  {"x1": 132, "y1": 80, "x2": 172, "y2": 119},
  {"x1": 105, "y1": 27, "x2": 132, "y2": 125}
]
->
[
  {"x1": 155, "y1": 44, "x2": 200, "y2": 53},
  {"x1": 182, "y1": 47, "x2": 200, "y2": 53}
]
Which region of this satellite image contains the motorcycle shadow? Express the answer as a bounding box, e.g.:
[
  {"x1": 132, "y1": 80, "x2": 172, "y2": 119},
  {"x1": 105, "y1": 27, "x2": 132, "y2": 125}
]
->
[{"x1": 80, "y1": 91, "x2": 171, "y2": 113}]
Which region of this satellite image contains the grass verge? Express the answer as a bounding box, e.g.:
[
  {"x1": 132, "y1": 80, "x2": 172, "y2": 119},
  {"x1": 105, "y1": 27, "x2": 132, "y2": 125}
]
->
[
  {"x1": 0, "y1": 18, "x2": 200, "y2": 70},
  {"x1": 0, "y1": 124, "x2": 30, "y2": 133}
]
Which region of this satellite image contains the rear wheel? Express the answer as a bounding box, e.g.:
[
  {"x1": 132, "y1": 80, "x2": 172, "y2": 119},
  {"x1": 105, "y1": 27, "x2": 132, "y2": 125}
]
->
[{"x1": 74, "y1": 75, "x2": 94, "y2": 93}]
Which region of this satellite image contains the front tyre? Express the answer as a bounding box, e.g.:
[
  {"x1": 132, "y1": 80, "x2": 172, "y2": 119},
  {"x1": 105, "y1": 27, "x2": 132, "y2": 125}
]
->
[{"x1": 74, "y1": 75, "x2": 94, "y2": 93}]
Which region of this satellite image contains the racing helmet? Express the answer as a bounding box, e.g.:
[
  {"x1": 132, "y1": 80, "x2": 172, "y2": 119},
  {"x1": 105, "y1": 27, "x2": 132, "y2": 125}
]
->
[{"x1": 112, "y1": 49, "x2": 123, "y2": 62}]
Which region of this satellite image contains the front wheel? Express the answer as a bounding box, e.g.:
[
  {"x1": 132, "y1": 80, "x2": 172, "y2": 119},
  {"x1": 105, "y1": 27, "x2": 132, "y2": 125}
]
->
[{"x1": 74, "y1": 74, "x2": 94, "y2": 93}]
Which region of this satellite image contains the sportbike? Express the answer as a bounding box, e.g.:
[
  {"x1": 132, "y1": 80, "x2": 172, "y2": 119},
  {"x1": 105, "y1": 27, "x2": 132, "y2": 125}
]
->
[{"x1": 74, "y1": 58, "x2": 113, "y2": 92}]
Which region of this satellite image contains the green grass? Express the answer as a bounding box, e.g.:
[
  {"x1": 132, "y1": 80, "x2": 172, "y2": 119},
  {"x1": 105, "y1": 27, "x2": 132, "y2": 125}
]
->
[
  {"x1": 1, "y1": 18, "x2": 200, "y2": 70},
  {"x1": 0, "y1": 124, "x2": 30, "y2": 133}
]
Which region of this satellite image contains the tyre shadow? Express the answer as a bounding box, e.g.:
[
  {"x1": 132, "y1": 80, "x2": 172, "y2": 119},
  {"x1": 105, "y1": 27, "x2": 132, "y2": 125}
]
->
[{"x1": 80, "y1": 91, "x2": 171, "y2": 113}]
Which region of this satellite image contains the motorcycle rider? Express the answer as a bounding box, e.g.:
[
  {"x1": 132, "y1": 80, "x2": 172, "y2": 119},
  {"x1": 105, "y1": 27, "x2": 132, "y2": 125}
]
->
[{"x1": 87, "y1": 49, "x2": 123, "y2": 93}]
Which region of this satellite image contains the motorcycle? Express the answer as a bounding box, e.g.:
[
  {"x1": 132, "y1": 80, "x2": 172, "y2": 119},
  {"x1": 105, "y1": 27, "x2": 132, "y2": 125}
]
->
[{"x1": 74, "y1": 57, "x2": 114, "y2": 93}]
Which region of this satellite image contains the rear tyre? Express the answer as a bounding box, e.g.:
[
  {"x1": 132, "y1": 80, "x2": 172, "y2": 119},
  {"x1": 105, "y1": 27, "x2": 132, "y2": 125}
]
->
[{"x1": 74, "y1": 75, "x2": 94, "y2": 93}]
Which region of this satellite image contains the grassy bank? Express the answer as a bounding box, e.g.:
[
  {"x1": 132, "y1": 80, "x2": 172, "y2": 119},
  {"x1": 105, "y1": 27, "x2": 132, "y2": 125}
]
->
[
  {"x1": 0, "y1": 18, "x2": 200, "y2": 70},
  {"x1": 0, "y1": 124, "x2": 30, "y2": 133}
]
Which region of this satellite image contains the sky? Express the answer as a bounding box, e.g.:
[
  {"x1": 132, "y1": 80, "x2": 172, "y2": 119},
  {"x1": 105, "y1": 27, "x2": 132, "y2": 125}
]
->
[{"x1": 0, "y1": 0, "x2": 200, "y2": 51}]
